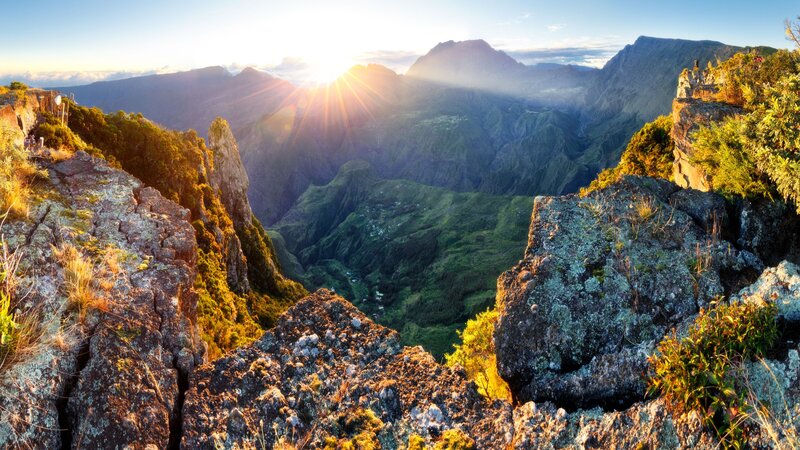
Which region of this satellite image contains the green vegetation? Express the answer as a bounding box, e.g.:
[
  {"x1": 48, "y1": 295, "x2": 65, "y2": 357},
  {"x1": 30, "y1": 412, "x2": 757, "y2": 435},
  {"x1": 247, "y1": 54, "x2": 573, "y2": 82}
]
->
[
  {"x1": 709, "y1": 49, "x2": 799, "y2": 108},
  {"x1": 445, "y1": 308, "x2": 510, "y2": 401},
  {"x1": 274, "y1": 161, "x2": 530, "y2": 357},
  {"x1": 690, "y1": 43, "x2": 800, "y2": 211},
  {"x1": 581, "y1": 115, "x2": 674, "y2": 195},
  {"x1": 433, "y1": 430, "x2": 476, "y2": 450},
  {"x1": 7, "y1": 82, "x2": 27, "y2": 91},
  {"x1": 691, "y1": 117, "x2": 773, "y2": 199},
  {"x1": 648, "y1": 301, "x2": 779, "y2": 448},
  {"x1": 0, "y1": 286, "x2": 16, "y2": 349},
  {"x1": 58, "y1": 102, "x2": 304, "y2": 358},
  {"x1": 33, "y1": 112, "x2": 93, "y2": 155},
  {"x1": 0, "y1": 237, "x2": 43, "y2": 372}
]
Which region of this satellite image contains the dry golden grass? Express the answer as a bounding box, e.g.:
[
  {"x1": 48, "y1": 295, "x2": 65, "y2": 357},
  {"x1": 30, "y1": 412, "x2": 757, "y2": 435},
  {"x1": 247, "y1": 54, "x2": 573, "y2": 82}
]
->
[
  {"x1": 46, "y1": 147, "x2": 74, "y2": 162},
  {"x1": 53, "y1": 243, "x2": 108, "y2": 323},
  {"x1": 0, "y1": 123, "x2": 39, "y2": 219},
  {"x1": 0, "y1": 307, "x2": 46, "y2": 372},
  {"x1": 0, "y1": 237, "x2": 45, "y2": 372}
]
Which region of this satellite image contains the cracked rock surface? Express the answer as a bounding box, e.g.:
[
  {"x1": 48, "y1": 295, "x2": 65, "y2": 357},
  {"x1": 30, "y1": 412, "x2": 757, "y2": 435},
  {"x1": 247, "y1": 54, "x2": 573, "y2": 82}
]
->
[
  {"x1": 494, "y1": 176, "x2": 762, "y2": 408},
  {"x1": 182, "y1": 289, "x2": 514, "y2": 449},
  {"x1": 0, "y1": 151, "x2": 203, "y2": 449}
]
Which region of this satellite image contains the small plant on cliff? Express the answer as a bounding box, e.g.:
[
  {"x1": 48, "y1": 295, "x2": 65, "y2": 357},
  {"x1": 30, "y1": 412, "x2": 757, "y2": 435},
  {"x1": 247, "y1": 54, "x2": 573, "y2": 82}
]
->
[
  {"x1": 0, "y1": 123, "x2": 39, "y2": 219},
  {"x1": 582, "y1": 115, "x2": 674, "y2": 195},
  {"x1": 0, "y1": 290, "x2": 16, "y2": 351},
  {"x1": 0, "y1": 237, "x2": 43, "y2": 372},
  {"x1": 53, "y1": 243, "x2": 108, "y2": 323},
  {"x1": 7, "y1": 82, "x2": 27, "y2": 91},
  {"x1": 648, "y1": 301, "x2": 779, "y2": 448},
  {"x1": 323, "y1": 408, "x2": 383, "y2": 450},
  {"x1": 445, "y1": 308, "x2": 511, "y2": 401}
]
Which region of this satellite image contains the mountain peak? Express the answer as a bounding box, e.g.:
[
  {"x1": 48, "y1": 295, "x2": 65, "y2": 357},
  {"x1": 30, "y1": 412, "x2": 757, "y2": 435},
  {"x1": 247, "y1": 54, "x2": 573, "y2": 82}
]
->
[{"x1": 407, "y1": 39, "x2": 522, "y2": 87}]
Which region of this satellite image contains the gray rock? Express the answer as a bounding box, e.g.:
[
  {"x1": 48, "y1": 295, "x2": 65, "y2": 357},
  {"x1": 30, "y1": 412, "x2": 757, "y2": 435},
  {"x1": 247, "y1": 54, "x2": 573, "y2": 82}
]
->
[
  {"x1": 495, "y1": 176, "x2": 761, "y2": 408},
  {"x1": 0, "y1": 151, "x2": 203, "y2": 449}
]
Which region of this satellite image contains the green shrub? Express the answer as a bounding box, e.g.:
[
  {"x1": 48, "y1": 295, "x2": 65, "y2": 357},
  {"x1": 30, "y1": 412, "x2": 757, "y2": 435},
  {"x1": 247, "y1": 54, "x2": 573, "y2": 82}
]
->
[
  {"x1": 0, "y1": 291, "x2": 16, "y2": 348},
  {"x1": 691, "y1": 117, "x2": 773, "y2": 199},
  {"x1": 648, "y1": 301, "x2": 779, "y2": 448},
  {"x1": 582, "y1": 116, "x2": 674, "y2": 195},
  {"x1": 711, "y1": 50, "x2": 799, "y2": 108},
  {"x1": 324, "y1": 408, "x2": 383, "y2": 450},
  {"x1": 0, "y1": 122, "x2": 39, "y2": 218},
  {"x1": 8, "y1": 81, "x2": 27, "y2": 91},
  {"x1": 445, "y1": 308, "x2": 510, "y2": 401},
  {"x1": 744, "y1": 73, "x2": 800, "y2": 213}
]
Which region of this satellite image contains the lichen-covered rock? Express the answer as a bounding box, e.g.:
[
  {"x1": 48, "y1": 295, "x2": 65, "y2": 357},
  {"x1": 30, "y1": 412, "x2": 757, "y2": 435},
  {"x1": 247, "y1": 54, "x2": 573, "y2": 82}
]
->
[
  {"x1": 734, "y1": 198, "x2": 800, "y2": 266},
  {"x1": 494, "y1": 176, "x2": 761, "y2": 408},
  {"x1": 733, "y1": 261, "x2": 800, "y2": 323},
  {"x1": 182, "y1": 289, "x2": 513, "y2": 449},
  {"x1": 0, "y1": 151, "x2": 203, "y2": 449}
]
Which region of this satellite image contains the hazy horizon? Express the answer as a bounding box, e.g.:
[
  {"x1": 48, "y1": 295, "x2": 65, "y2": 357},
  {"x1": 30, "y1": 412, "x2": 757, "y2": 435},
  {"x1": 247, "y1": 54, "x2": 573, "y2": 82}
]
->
[{"x1": 1, "y1": 0, "x2": 796, "y2": 87}]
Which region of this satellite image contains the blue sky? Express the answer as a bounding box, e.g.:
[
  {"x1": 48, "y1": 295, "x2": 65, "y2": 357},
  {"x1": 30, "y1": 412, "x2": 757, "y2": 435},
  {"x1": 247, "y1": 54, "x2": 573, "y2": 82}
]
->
[{"x1": 1, "y1": 0, "x2": 797, "y2": 85}]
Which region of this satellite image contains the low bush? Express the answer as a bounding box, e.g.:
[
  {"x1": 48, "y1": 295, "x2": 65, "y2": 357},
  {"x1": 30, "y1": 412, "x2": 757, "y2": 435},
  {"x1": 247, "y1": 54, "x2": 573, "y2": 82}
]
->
[
  {"x1": 582, "y1": 116, "x2": 674, "y2": 195},
  {"x1": 648, "y1": 301, "x2": 779, "y2": 448},
  {"x1": 445, "y1": 308, "x2": 510, "y2": 401}
]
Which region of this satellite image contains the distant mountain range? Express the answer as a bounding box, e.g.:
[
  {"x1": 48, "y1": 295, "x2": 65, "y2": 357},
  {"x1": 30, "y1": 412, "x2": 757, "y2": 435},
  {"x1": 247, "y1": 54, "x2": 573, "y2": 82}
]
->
[{"x1": 57, "y1": 36, "x2": 748, "y2": 353}]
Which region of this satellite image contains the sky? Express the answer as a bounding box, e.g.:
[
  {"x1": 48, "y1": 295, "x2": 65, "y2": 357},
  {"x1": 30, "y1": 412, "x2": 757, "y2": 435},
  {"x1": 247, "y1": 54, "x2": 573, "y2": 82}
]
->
[{"x1": 1, "y1": 0, "x2": 797, "y2": 86}]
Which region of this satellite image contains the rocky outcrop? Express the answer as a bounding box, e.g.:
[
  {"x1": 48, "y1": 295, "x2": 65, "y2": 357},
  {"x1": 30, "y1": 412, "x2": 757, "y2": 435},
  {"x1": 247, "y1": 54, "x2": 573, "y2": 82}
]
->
[
  {"x1": 207, "y1": 117, "x2": 253, "y2": 229},
  {"x1": 182, "y1": 290, "x2": 513, "y2": 449},
  {"x1": 0, "y1": 89, "x2": 61, "y2": 145},
  {"x1": 0, "y1": 151, "x2": 203, "y2": 448},
  {"x1": 181, "y1": 270, "x2": 800, "y2": 449},
  {"x1": 494, "y1": 176, "x2": 762, "y2": 408},
  {"x1": 671, "y1": 97, "x2": 741, "y2": 190}
]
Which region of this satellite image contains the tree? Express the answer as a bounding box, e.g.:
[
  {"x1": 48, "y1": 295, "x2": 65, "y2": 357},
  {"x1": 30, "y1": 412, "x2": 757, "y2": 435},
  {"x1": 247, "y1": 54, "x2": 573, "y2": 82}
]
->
[{"x1": 445, "y1": 308, "x2": 510, "y2": 401}]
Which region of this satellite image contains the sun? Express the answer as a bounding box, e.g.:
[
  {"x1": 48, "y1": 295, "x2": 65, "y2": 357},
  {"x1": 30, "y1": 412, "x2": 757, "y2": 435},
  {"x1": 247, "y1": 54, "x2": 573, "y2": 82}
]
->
[{"x1": 307, "y1": 57, "x2": 355, "y2": 84}]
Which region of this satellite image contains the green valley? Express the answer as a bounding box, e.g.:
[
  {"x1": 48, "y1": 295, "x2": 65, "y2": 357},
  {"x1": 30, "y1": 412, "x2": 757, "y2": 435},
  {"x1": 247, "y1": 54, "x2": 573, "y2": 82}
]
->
[{"x1": 271, "y1": 161, "x2": 532, "y2": 357}]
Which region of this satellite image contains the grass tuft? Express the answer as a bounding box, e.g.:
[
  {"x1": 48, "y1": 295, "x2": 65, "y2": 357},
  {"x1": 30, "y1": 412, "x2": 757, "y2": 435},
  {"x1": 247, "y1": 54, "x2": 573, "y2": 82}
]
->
[{"x1": 53, "y1": 243, "x2": 108, "y2": 323}]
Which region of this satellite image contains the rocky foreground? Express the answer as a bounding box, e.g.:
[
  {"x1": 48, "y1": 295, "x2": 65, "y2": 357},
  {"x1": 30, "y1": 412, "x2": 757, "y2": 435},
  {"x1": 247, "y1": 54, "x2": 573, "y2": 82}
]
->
[
  {"x1": 181, "y1": 177, "x2": 800, "y2": 449},
  {"x1": 0, "y1": 151, "x2": 203, "y2": 448},
  {"x1": 1, "y1": 151, "x2": 798, "y2": 448}
]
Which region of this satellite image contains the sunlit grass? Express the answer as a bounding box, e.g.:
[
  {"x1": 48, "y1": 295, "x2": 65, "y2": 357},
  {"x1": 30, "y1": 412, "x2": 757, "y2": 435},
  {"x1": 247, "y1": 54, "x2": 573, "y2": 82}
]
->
[{"x1": 53, "y1": 243, "x2": 108, "y2": 323}]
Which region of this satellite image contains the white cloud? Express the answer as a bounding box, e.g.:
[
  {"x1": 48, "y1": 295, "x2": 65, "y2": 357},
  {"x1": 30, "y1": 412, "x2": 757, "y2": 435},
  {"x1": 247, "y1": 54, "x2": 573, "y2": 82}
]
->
[
  {"x1": 0, "y1": 67, "x2": 177, "y2": 88},
  {"x1": 547, "y1": 24, "x2": 565, "y2": 32}
]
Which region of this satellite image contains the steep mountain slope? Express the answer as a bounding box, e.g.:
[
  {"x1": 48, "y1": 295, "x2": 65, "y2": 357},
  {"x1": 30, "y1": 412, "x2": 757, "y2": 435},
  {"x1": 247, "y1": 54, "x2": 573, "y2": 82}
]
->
[
  {"x1": 35, "y1": 99, "x2": 306, "y2": 357},
  {"x1": 53, "y1": 36, "x2": 755, "y2": 356},
  {"x1": 406, "y1": 39, "x2": 596, "y2": 104},
  {"x1": 271, "y1": 161, "x2": 531, "y2": 357},
  {"x1": 586, "y1": 36, "x2": 741, "y2": 121},
  {"x1": 61, "y1": 66, "x2": 297, "y2": 135},
  {"x1": 239, "y1": 78, "x2": 591, "y2": 224}
]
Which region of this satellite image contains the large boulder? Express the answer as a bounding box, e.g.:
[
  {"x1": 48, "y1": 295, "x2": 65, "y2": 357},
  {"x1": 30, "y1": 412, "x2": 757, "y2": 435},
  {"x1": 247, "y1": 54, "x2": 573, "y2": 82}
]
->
[
  {"x1": 182, "y1": 289, "x2": 513, "y2": 449},
  {"x1": 0, "y1": 151, "x2": 203, "y2": 449},
  {"x1": 494, "y1": 176, "x2": 761, "y2": 408}
]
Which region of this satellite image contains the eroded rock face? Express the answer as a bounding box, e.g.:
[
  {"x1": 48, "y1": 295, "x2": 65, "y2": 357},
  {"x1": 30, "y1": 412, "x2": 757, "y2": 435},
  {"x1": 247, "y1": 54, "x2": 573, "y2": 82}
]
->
[
  {"x1": 207, "y1": 118, "x2": 253, "y2": 229},
  {"x1": 671, "y1": 98, "x2": 741, "y2": 190},
  {"x1": 0, "y1": 151, "x2": 203, "y2": 449},
  {"x1": 182, "y1": 289, "x2": 513, "y2": 449},
  {"x1": 494, "y1": 176, "x2": 762, "y2": 408}
]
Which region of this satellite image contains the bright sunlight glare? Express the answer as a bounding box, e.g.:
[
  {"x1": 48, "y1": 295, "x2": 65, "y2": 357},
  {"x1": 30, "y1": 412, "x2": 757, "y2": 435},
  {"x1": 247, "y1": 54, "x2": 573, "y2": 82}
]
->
[{"x1": 271, "y1": 7, "x2": 369, "y2": 84}]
